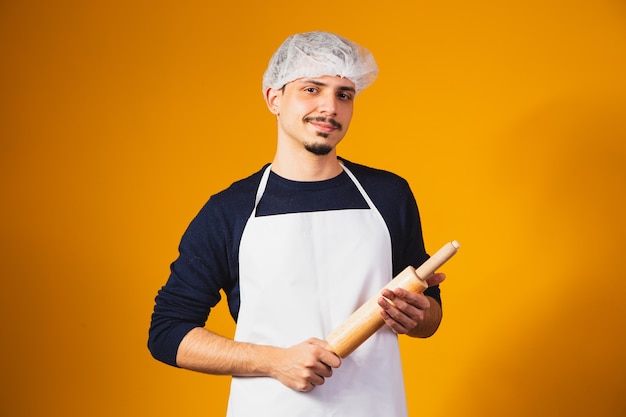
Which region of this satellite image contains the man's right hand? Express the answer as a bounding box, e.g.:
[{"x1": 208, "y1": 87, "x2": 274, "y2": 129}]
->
[
  {"x1": 176, "y1": 328, "x2": 341, "y2": 392},
  {"x1": 269, "y1": 338, "x2": 341, "y2": 392}
]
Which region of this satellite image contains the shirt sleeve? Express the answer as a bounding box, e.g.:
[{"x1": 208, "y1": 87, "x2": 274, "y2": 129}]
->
[
  {"x1": 148, "y1": 168, "x2": 263, "y2": 367},
  {"x1": 147, "y1": 199, "x2": 232, "y2": 367}
]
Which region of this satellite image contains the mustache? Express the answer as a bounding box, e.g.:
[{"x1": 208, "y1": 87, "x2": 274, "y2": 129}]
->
[{"x1": 303, "y1": 116, "x2": 343, "y2": 131}]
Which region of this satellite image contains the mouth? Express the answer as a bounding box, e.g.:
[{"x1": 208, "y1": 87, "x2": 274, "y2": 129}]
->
[{"x1": 304, "y1": 116, "x2": 342, "y2": 133}]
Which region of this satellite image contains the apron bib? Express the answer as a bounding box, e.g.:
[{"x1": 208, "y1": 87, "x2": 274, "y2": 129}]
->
[{"x1": 227, "y1": 165, "x2": 408, "y2": 417}]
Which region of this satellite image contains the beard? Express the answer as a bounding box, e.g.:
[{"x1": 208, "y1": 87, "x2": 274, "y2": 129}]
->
[{"x1": 304, "y1": 140, "x2": 333, "y2": 155}]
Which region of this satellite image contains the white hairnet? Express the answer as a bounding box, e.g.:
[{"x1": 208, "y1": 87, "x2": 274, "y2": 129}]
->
[{"x1": 262, "y1": 31, "x2": 378, "y2": 95}]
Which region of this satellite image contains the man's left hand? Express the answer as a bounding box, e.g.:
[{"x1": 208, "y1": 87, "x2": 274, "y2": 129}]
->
[{"x1": 377, "y1": 272, "x2": 445, "y2": 336}]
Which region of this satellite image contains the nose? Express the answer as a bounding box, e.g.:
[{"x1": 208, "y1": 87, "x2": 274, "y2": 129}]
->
[{"x1": 318, "y1": 91, "x2": 338, "y2": 116}]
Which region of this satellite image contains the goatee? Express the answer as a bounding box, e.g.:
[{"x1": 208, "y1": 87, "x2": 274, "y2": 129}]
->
[{"x1": 304, "y1": 142, "x2": 333, "y2": 156}]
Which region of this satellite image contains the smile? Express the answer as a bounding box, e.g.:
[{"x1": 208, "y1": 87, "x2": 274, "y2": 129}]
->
[{"x1": 304, "y1": 116, "x2": 343, "y2": 132}]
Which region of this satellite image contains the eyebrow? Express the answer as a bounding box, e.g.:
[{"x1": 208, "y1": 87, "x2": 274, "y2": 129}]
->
[{"x1": 300, "y1": 79, "x2": 356, "y2": 94}]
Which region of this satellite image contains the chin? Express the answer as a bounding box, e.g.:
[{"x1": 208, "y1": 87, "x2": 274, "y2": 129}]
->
[{"x1": 304, "y1": 143, "x2": 333, "y2": 156}]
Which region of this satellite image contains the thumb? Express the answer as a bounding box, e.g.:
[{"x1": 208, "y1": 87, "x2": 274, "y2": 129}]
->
[{"x1": 424, "y1": 272, "x2": 446, "y2": 287}]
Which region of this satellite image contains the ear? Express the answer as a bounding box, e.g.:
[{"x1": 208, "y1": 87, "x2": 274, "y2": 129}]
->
[{"x1": 264, "y1": 87, "x2": 281, "y2": 115}]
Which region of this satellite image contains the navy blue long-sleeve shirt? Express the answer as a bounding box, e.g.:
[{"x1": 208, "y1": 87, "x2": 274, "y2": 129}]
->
[{"x1": 148, "y1": 158, "x2": 439, "y2": 366}]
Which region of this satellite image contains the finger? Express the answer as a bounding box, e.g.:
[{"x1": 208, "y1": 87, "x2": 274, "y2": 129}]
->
[
  {"x1": 307, "y1": 338, "x2": 341, "y2": 367},
  {"x1": 307, "y1": 365, "x2": 332, "y2": 387},
  {"x1": 321, "y1": 351, "x2": 341, "y2": 368},
  {"x1": 379, "y1": 308, "x2": 412, "y2": 334},
  {"x1": 300, "y1": 381, "x2": 316, "y2": 392},
  {"x1": 425, "y1": 272, "x2": 446, "y2": 287},
  {"x1": 310, "y1": 374, "x2": 326, "y2": 387},
  {"x1": 307, "y1": 337, "x2": 329, "y2": 348},
  {"x1": 378, "y1": 296, "x2": 419, "y2": 333},
  {"x1": 312, "y1": 361, "x2": 333, "y2": 378},
  {"x1": 385, "y1": 287, "x2": 429, "y2": 307}
]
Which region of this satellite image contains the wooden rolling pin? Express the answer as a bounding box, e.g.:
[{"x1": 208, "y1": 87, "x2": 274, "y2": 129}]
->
[{"x1": 326, "y1": 240, "x2": 460, "y2": 357}]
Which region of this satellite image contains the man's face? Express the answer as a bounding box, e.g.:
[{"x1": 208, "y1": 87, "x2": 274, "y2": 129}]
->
[{"x1": 268, "y1": 75, "x2": 356, "y2": 156}]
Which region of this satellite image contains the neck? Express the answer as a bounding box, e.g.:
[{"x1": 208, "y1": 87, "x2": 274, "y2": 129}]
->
[{"x1": 271, "y1": 146, "x2": 343, "y2": 181}]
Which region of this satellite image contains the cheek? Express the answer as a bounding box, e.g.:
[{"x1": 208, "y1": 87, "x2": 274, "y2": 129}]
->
[
  {"x1": 339, "y1": 106, "x2": 354, "y2": 125},
  {"x1": 296, "y1": 99, "x2": 319, "y2": 116},
  {"x1": 281, "y1": 99, "x2": 309, "y2": 120}
]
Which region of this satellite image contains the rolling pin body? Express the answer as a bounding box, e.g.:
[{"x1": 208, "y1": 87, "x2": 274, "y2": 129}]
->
[{"x1": 326, "y1": 240, "x2": 460, "y2": 357}]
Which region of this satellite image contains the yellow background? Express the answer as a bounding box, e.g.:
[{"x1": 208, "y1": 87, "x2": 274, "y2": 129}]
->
[{"x1": 2, "y1": 0, "x2": 625, "y2": 416}]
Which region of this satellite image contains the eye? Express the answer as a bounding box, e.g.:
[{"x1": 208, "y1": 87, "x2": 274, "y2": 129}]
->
[
  {"x1": 303, "y1": 87, "x2": 319, "y2": 94},
  {"x1": 337, "y1": 92, "x2": 353, "y2": 101}
]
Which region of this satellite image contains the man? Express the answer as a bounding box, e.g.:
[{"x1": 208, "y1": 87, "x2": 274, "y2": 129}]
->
[{"x1": 148, "y1": 31, "x2": 446, "y2": 416}]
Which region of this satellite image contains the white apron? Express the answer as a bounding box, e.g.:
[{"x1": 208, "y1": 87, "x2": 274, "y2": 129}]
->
[{"x1": 226, "y1": 164, "x2": 408, "y2": 417}]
